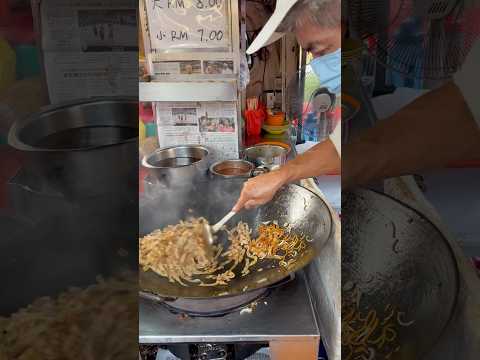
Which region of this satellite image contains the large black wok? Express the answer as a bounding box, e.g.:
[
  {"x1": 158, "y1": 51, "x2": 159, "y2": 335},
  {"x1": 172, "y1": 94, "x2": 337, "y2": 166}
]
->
[
  {"x1": 139, "y1": 178, "x2": 334, "y2": 298},
  {"x1": 342, "y1": 189, "x2": 459, "y2": 359}
]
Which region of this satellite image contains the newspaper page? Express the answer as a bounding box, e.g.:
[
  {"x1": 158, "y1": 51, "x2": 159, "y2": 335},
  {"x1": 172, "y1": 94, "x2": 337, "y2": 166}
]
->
[
  {"x1": 156, "y1": 101, "x2": 239, "y2": 161},
  {"x1": 36, "y1": 0, "x2": 137, "y2": 103}
]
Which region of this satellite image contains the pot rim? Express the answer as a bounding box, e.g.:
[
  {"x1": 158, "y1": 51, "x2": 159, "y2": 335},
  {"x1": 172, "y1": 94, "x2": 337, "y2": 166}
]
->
[
  {"x1": 243, "y1": 144, "x2": 288, "y2": 156},
  {"x1": 209, "y1": 159, "x2": 255, "y2": 178},
  {"x1": 8, "y1": 97, "x2": 138, "y2": 153},
  {"x1": 142, "y1": 144, "x2": 211, "y2": 169}
]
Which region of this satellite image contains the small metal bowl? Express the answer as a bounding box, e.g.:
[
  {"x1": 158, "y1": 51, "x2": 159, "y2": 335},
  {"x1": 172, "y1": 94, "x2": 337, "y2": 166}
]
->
[
  {"x1": 243, "y1": 144, "x2": 288, "y2": 170},
  {"x1": 209, "y1": 160, "x2": 255, "y2": 179}
]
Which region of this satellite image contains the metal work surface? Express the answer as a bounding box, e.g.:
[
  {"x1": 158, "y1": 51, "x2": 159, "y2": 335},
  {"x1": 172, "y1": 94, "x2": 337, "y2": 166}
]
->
[
  {"x1": 139, "y1": 271, "x2": 319, "y2": 343},
  {"x1": 301, "y1": 178, "x2": 341, "y2": 360},
  {"x1": 342, "y1": 189, "x2": 459, "y2": 359},
  {"x1": 139, "y1": 178, "x2": 333, "y2": 298}
]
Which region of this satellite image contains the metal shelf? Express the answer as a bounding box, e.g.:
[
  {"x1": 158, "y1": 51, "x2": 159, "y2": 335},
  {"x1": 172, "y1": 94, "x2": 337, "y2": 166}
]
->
[{"x1": 139, "y1": 81, "x2": 238, "y2": 102}]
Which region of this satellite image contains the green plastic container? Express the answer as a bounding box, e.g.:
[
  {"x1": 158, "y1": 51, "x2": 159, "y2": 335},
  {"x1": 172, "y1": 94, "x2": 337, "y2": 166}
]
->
[
  {"x1": 15, "y1": 44, "x2": 40, "y2": 79},
  {"x1": 146, "y1": 123, "x2": 157, "y2": 137}
]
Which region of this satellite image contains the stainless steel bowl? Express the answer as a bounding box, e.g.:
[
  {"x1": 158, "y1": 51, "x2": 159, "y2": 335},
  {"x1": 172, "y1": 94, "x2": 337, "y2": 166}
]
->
[
  {"x1": 209, "y1": 159, "x2": 254, "y2": 179},
  {"x1": 243, "y1": 144, "x2": 288, "y2": 170},
  {"x1": 8, "y1": 97, "x2": 137, "y2": 197},
  {"x1": 142, "y1": 145, "x2": 211, "y2": 187}
]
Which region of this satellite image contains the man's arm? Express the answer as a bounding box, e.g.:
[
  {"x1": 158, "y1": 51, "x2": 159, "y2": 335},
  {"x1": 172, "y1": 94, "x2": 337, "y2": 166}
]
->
[
  {"x1": 233, "y1": 138, "x2": 340, "y2": 211},
  {"x1": 343, "y1": 81, "x2": 480, "y2": 189},
  {"x1": 278, "y1": 137, "x2": 341, "y2": 183}
]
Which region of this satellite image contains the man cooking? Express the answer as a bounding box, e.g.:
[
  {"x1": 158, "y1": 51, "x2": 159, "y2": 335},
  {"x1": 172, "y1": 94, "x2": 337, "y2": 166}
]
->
[
  {"x1": 234, "y1": 0, "x2": 480, "y2": 211},
  {"x1": 233, "y1": 0, "x2": 342, "y2": 212}
]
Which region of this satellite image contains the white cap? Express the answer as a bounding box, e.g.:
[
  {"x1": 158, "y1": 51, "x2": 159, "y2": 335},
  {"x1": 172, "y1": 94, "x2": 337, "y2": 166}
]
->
[{"x1": 246, "y1": 0, "x2": 299, "y2": 55}]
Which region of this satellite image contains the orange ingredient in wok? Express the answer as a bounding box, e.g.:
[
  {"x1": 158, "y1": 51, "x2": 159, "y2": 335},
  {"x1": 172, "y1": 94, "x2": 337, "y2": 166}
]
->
[{"x1": 249, "y1": 223, "x2": 307, "y2": 265}]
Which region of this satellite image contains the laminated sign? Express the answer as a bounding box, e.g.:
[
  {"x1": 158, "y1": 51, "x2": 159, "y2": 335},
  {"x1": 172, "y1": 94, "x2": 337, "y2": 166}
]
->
[{"x1": 145, "y1": 0, "x2": 230, "y2": 51}]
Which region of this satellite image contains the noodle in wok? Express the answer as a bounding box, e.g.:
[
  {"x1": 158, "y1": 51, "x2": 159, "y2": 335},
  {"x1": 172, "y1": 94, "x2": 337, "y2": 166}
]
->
[
  {"x1": 139, "y1": 218, "x2": 307, "y2": 287},
  {"x1": 341, "y1": 285, "x2": 415, "y2": 359}
]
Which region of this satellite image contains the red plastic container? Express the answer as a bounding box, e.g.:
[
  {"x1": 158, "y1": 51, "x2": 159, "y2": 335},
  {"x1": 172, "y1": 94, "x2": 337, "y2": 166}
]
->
[
  {"x1": 139, "y1": 102, "x2": 154, "y2": 123},
  {"x1": 0, "y1": 6, "x2": 35, "y2": 45}
]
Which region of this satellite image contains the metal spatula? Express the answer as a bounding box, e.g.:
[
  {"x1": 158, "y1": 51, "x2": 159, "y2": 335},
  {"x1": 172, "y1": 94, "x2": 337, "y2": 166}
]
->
[{"x1": 202, "y1": 211, "x2": 237, "y2": 246}]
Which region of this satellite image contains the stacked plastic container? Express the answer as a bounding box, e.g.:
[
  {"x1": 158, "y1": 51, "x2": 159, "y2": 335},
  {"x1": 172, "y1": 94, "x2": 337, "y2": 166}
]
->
[
  {"x1": 139, "y1": 102, "x2": 159, "y2": 160},
  {"x1": 0, "y1": 2, "x2": 40, "y2": 144}
]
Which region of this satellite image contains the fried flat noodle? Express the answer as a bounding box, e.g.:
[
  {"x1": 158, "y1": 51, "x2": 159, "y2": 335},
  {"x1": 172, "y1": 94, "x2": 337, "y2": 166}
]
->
[
  {"x1": 139, "y1": 217, "x2": 222, "y2": 286},
  {"x1": 139, "y1": 219, "x2": 307, "y2": 287}
]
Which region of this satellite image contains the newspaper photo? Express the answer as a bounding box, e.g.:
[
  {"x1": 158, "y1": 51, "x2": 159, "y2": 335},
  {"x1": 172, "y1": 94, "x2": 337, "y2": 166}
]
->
[
  {"x1": 77, "y1": 9, "x2": 137, "y2": 52},
  {"x1": 172, "y1": 108, "x2": 197, "y2": 126},
  {"x1": 34, "y1": 0, "x2": 138, "y2": 103},
  {"x1": 154, "y1": 61, "x2": 202, "y2": 76},
  {"x1": 203, "y1": 61, "x2": 234, "y2": 75},
  {"x1": 156, "y1": 101, "x2": 239, "y2": 161}
]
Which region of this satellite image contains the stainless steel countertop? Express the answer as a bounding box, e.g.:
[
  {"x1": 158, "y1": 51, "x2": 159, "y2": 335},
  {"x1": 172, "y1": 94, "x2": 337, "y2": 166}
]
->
[{"x1": 139, "y1": 271, "x2": 320, "y2": 344}]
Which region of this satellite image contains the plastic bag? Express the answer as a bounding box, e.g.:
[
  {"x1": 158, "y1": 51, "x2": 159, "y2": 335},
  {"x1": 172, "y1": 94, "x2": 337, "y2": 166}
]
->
[{"x1": 239, "y1": 52, "x2": 251, "y2": 91}]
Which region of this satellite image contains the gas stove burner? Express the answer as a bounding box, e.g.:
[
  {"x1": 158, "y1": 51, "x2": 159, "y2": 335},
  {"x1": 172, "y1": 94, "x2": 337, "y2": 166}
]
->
[
  {"x1": 162, "y1": 287, "x2": 270, "y2": 317},
  {"x1": 160, "y1": 343, "x2": 265, "y2": 360},
  {"x1": 140, "y1": 275, "x2": 295, "y2": 317}
]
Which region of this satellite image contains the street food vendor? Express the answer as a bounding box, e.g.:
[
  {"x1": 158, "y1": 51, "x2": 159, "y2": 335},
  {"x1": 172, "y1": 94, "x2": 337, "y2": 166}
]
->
[
  {"x1": 234, "y1": 0, "x2": 342, "y2": 211},
  {"x1": 234, "y1": 0, "x2": 480, "y2": 211}
]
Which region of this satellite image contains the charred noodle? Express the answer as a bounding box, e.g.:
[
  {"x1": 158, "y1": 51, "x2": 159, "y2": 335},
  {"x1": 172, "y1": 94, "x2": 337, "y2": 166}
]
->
[{"x1": 139, "y1": 219, "x2": 307, "y2": 287}]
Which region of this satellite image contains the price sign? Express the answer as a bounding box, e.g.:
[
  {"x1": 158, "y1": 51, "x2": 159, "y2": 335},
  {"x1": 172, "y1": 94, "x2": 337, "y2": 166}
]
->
[{"x1": 145, "y1": 0, "x2": 230, "y2": 51}]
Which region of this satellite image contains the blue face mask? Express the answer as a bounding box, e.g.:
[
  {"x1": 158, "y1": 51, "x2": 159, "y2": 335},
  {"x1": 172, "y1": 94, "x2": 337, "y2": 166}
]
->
[{"x1": 310, "y1": 48, "x2": 341, "y2": 94}]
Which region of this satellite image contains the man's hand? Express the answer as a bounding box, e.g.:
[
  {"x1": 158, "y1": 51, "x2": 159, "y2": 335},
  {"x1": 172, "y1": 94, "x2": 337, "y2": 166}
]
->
[{"x1": 232, "y1": 169, "x2": 289, "y2": 212}]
